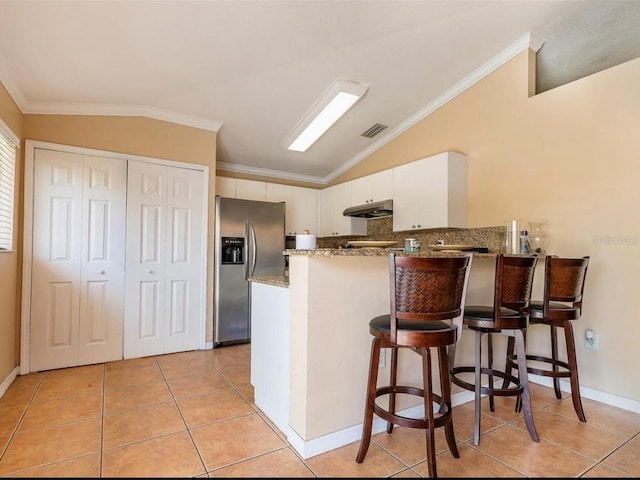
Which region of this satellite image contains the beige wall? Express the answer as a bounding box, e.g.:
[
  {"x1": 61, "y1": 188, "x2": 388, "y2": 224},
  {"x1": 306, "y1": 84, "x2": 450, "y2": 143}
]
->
[
  {"x1": 0, "y1": 83, "x2": 23, "y2": 383},
  {"x1": 338, "y1": 50, "x2": 640, "y2": 403},
  {"x1": 2, "y1": 45, "x2": 639, "y2": 404}
]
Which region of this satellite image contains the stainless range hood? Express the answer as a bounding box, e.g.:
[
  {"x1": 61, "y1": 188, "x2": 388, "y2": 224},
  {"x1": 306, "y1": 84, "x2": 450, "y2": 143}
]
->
[{"x1": 343, "y1": 199, "x2": 393, "y2": 218}]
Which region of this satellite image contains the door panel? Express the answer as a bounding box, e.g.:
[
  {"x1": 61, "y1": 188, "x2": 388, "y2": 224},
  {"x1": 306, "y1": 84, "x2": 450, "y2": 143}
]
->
[{"x1": 79, "y1": 155, "x2": 126, "y2": 365}]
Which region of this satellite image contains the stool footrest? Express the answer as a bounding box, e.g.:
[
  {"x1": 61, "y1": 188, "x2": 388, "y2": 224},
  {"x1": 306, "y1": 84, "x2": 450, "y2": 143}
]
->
[
  {"x1": 506, "y1": 354, "x2": 571, "y2": 378},
  {"x1": 450, "y1": 366, "x2": 523, "y2": 397},
  {"x1": 373, "y1": 385, "x2": 451, "y2": 429}
]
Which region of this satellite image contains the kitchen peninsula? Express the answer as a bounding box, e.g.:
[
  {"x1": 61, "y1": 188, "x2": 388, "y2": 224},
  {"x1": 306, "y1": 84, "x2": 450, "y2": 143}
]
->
[{"x1": 249, "y1": 247, "x2": 499, "y2": 459}]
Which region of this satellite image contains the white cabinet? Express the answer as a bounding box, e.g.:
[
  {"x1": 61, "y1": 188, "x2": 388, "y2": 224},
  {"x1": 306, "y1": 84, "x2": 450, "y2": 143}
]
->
[
  {"x1": 215, "y1": 176, "x2": 236, "y2": 198},
  {"x1": 216, "y1": 177, "x2": 267, "y2": 200},
  {"x1": 392, "y1": 151, "x2": 467, "y2": 232},
  {"x1": 266, "y1": 183, "x2": 318, "y2": 236},
  {"x1": 319, "y1": 182, "x2": 367, "y2": 237},
  {"x1": 350, "y1": 169, "x2": 393, "y2": 205}
]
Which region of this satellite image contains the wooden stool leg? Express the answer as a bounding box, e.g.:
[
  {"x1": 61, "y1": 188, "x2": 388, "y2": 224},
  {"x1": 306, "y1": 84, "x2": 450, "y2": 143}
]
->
[
  {"x1": 473, "y1": 330, "x2": 483, "y2": 446},
  {"x1": 387, "y1": 346, "x2": 399, "y2": 433},
  {"x1": 514, "y1": 329, "x2": 539, "y2": 442},
  {"x1": 564, "y1": 320, "x2": 587, "y2": 422},
  {"x1": 550, "y1": 325, "x2": 562, "y2": 399},
  {"x1": 438, "y1": 345, "x2": 459, "y2": 458},
  {"x1": 421, "y1": 347, "x2": 437, "y2": 478},
  {"x1": 356, "y1": 337, "x2": 381, "y2": 463}
]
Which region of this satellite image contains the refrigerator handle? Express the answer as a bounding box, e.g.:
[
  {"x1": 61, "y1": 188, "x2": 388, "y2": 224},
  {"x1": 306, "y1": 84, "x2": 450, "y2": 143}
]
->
[
  {"x1": 243, "y1": 221, "x2": 250, "y2": 280},
  {"x1": 249, "y1": 222, "x2": 257, "y2": 276}
]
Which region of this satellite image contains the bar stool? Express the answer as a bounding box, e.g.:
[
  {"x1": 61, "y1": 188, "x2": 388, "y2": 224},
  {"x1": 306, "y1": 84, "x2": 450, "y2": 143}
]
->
[
  {"x1": 356, "y1": 253, "x2": 473, "y2": 478},
  {"x1": 505, "y1": 255, "x2": 590, "y2": 421},
  {"x1": 449, "y1": 254, "x2": 539, "y2": 446}
]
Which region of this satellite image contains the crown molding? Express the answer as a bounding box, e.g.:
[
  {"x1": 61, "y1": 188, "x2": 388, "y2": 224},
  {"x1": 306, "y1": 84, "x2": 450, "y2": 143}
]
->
[
  {"x1": 21, "y1": 101, "x2": 222, "y2": 132},
  {"x1": 216, "y1": 161, "x2": 326, "y2": 185}
]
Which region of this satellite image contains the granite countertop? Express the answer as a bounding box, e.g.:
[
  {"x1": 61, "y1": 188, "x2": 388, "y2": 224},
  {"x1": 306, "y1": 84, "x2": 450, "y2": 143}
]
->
[
  {"x1": 248, "y1": 274, "x2": 289, "y2": 288},
  {"x1": 285, "y1": 248, "x2": 497, "y2": 258}
]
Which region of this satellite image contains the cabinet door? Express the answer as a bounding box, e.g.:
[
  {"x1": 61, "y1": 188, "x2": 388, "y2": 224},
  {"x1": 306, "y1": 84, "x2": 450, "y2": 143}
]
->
[
  {"x1": 369, "y1": 170, "x2": 394, "y2": 202},
  {"x1": 215, "y1": 176, "x2": 236, "y2": 198},
  {"x1": 266, "y1": 183, "x2": 294, "y2": 235},
  {"x1": 352, "y1": 170, "x2": 394, "y2": 205},
  {"x1": 392, "y1": 161, "x2": 421, "y2": 231},
  {"x1": 235, "y1": 179, "x2": 266, "y2": 200},
  {"x1": 392, "y1": 152, "x2": 467, "y2": 232},
  {"x1": 318, "y1": 186, "x2": 336, "y2": 237},
  {"x1": 333, "y1": 182, "x2": 354, "y2": 235},
  {"x1": 291, "y1": 186, "x2": 318, "y2": 236}
]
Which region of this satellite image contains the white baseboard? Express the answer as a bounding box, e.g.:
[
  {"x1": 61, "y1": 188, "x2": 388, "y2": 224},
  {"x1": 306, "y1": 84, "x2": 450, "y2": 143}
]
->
[
  {"x1": 287, "y1": 378, "x2": 640, "y2": 460},
  {"x1": 0, "y1": 366, "x2": 19, "y2": 399}
]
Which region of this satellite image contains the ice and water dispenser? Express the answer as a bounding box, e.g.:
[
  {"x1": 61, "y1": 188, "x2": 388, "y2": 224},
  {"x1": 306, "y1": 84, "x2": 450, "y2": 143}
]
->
[{"x1": 221, "y1": 237, "x2": 244, "y2": 265}]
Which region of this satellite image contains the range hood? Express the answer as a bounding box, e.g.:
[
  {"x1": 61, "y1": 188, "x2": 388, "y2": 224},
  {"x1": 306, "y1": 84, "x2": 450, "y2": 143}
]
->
[{"x1": 343, "y1": 199, "x2": 393, "y2": 218}]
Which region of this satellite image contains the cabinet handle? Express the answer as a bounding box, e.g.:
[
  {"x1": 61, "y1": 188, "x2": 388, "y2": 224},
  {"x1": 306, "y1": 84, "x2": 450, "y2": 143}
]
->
[
  {"x1": 147, "y1": 269, "x2": 154, "y2": 274},
  {"x1": 98, "y1": 270, "x2": 105, "y2": 275},
  {"x1": 417, "y1": 224, "x2": 422, "y2": 228}
]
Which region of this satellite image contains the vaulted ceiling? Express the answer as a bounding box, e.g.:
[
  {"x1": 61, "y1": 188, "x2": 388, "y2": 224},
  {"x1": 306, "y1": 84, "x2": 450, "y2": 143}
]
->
[{"x1": 0, "y1": 1, "x2": 637, "y2": 185}]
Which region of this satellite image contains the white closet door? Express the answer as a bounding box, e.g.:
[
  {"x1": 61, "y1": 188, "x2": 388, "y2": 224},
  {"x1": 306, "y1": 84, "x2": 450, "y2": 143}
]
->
[
  {"x1": 78, "y1": 155, "x2": 127, "y2": 365},
  {"x1": 124, "y1": 161, "x2": 203, "y2": 358},
  {"x1": 30, "y1": 149, "x2": 126, "y2": 372},
  {"x1": 164, "y1": 167, "x2": 204, "y2": 354}
]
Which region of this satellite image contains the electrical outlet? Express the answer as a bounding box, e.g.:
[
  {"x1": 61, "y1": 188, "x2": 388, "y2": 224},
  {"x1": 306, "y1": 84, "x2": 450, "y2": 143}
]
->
[
  {"x1": 379, "y1": 348, "x2": 386, "y2": 368},
  {"x1": 585, "y1": 329, "x2": 599, "y2": 350}
]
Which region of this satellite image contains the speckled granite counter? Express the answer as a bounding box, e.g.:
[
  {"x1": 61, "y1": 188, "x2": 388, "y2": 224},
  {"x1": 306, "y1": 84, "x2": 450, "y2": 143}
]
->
[
  {"x1": 285, "y1": 248, "x2": 496, "y2": 258},
  {"x1": 248, "y1": 274, "x2": 289, "y2": 288}
]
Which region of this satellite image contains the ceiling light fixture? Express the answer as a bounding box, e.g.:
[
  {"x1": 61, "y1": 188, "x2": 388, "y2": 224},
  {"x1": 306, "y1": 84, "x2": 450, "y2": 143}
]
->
[{"x1": 282, "y1": 79, "x2": 368, "y2": 152}]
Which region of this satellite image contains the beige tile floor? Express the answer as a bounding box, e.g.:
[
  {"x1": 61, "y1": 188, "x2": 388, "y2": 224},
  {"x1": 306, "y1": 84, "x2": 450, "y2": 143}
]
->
[{"x1": 0, "y1": 342, "x2": 639, "y2": 477}]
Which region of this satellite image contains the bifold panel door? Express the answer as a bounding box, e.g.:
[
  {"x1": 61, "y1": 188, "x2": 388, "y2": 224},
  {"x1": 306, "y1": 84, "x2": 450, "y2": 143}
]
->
[
  {"x1": 124, "y1": 161, "x2": 204, "y2": 359},
  {"x1": 30, "y1": 148, "x2": 126, "y2": 372}
]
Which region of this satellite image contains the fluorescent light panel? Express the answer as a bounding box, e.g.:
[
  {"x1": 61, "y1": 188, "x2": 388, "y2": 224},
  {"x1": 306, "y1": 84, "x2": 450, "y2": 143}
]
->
[{"x1": 283, "y1": 79, "x2": 368, "y2": 152}]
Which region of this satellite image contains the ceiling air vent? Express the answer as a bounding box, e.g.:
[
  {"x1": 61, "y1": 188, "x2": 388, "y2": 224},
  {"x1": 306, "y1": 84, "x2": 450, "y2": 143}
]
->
[{"x1": 360, "y1": 123, "x2": 388, "y2": 139}]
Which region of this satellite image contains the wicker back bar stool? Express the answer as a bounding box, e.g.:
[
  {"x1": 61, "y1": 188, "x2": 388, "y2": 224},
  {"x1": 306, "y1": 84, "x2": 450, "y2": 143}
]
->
[
  {"x1": 356, "y1": 253, "x2": 473, "y2": 478},
  {"x1": 449, "y1": 253, "x2": 539, "y2": 446},
  {"x1": 505, "y1": 255, "x2": 590, "y2": 421}
]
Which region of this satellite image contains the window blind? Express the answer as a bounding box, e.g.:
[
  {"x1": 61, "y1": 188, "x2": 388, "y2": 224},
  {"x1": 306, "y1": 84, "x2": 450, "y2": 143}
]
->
[{"x1": 0, "y1": 131, "x2": 16, "y2": 251}]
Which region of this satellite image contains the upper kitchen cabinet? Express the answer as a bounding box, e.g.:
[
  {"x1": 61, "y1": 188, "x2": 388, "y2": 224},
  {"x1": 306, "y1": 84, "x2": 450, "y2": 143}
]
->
[
  {"x1": 392, "y1": 151, "x2": 467, "y2": 232},
  {"x1": 266, "y1": 183, "x2": 318, "y2": 236},
  {"x1": 319, "y1": 182, "x2": 367, "y2": 237},
  {"x1": 215, "y1": 176, "x2": 236, "y2": 198},
  {"x1": 350, "y1": 169, "x2": 394, "y2": 206},
  {"x1": 215, "y1": 177, "x2": 267, "y2": 201}
]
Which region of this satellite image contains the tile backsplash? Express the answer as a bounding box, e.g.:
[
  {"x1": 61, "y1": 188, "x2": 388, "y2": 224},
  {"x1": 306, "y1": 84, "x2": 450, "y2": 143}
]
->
[{"x1": 316, "y1": 217, "x2": 504, "y2": 253}]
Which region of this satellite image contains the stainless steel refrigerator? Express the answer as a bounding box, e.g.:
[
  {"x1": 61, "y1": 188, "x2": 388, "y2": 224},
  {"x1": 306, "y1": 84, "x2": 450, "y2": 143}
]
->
[{"x1": 214, "y1": 196, "x2": 286, "y2": 346}]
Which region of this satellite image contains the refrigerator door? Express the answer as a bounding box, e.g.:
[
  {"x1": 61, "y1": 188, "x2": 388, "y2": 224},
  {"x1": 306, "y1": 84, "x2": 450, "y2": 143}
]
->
[
  {"x1": 214, "y1": 197, "x2": 285, "y2": 345},
  {"x1": 248, "y1": 201, "x2": 286, "y2": 277}
]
